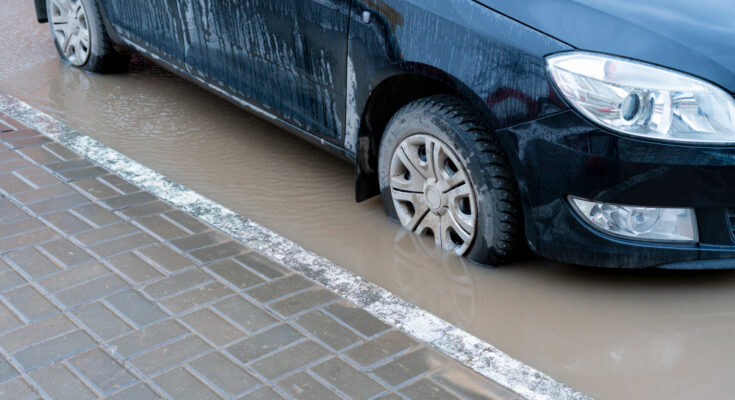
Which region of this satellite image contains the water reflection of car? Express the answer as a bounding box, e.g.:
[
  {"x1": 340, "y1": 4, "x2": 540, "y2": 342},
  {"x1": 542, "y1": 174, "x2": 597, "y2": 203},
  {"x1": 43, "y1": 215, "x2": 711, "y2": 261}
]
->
[{"x1": 36, "y1": 0, "x2": 735, "y2": 268}]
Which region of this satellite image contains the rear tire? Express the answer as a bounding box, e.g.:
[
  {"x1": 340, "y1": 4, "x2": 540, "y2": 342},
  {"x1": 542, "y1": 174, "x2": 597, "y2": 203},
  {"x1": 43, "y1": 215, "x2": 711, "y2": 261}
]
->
[
  {"x1": 378, "y1": 95, "x2": 523, "y2": 266},
  {"x1": 47, "y1": 0, "x2": 129, "y2": 73}
]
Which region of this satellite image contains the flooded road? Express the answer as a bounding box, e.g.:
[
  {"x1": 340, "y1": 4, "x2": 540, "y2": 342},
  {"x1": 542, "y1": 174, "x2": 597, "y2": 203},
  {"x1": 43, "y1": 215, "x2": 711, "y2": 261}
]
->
[{"x1": 3, "y1": 2, "x2": 735, "y2": 399}]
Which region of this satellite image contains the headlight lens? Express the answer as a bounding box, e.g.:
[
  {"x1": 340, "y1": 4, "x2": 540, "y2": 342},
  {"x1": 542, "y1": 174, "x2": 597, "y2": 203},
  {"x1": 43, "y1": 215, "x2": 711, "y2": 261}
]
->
[
  {"x1": 569, "y1": 196, "x2": 698, "y2": 243},
  {"x1": 547, "y1": 52, "x2": 735, "y2": 144}
]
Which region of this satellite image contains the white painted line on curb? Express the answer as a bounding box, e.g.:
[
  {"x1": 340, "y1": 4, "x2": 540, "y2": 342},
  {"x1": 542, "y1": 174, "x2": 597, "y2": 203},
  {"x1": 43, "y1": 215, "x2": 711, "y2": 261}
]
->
[{"x1": 0, "y1": 92, "x2": 591, "y2": 400}]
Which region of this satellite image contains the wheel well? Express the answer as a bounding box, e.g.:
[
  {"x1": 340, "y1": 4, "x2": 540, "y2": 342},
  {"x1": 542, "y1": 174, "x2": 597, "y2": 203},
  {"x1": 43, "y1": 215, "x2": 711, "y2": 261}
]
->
[{"x1": 356, "y1": 74, "x2": 463, "y2": 201}]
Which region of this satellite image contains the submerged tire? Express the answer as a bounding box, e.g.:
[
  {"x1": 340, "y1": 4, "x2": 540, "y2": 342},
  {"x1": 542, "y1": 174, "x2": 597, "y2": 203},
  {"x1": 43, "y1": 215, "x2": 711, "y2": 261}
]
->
[
  {"x1": 378, "y1": 95, "x2": 523, "y2": 266},
  {"x1": 47, "y1": 0, "x2": 129, "y2": 73}
]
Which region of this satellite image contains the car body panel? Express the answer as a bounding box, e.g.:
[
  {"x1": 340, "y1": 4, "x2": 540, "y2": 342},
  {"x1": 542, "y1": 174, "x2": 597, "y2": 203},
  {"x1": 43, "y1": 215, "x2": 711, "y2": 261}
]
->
[
  {"x1": 478, "y1": 0, "x2": 735, "y2": 92},
  {"x1": 100, "y1": 0, "x2": 351, "y2": 144}
]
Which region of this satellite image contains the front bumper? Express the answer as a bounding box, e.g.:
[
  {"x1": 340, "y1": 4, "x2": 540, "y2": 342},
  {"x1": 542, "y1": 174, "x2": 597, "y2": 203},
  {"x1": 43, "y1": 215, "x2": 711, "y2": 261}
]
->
[{"x1": 496, "y1": 109, "x2": 735, "y2": 268}]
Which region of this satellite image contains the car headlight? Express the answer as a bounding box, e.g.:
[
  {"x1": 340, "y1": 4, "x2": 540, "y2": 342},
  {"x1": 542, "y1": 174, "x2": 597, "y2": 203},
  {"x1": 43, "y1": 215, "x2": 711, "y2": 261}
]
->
[{"x1": 547, "y1": 52, "x2": 735, "y2": 144}]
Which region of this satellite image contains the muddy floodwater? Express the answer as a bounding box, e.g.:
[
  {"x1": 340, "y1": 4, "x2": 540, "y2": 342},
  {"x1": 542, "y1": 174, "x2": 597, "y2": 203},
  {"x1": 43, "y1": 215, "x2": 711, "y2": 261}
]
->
[{"x1": 4, "y1": 2, "x2": 735, "y2": 399}]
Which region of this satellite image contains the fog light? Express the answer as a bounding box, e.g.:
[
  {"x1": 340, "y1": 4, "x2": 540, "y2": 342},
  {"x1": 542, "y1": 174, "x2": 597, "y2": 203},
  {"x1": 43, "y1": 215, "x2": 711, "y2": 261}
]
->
[{"x1": 569, "y1": 197, "x2": 698, "y2": 243}]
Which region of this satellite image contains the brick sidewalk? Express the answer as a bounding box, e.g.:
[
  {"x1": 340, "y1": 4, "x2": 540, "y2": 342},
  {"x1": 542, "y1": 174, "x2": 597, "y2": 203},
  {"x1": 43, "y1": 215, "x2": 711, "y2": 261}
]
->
[{"x1": 0, "y1": 113, "x2": 518, "y2": 400}]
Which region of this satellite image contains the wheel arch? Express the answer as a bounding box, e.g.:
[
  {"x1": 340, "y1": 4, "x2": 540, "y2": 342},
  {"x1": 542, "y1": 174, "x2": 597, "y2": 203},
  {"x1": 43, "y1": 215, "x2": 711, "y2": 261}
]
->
[{"x1": 354, "y1": 63, "x2": 499, "y2": 202}]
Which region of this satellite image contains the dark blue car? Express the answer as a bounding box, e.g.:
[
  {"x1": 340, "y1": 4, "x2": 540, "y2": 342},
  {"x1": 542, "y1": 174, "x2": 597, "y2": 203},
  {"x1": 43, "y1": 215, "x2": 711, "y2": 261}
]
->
[{"x1": 35, "y1": 0, "x2": 735, "y2": 268}]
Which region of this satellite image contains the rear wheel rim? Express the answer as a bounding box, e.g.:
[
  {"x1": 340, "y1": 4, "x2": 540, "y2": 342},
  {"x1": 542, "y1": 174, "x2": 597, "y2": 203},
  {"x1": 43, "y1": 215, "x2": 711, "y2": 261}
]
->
[
  {"x1": 389, "y1": 133, "x2": 478, "y2": 255},
  {"x1": 50, "y1": 0, "x2": 91, "y2": 66}
]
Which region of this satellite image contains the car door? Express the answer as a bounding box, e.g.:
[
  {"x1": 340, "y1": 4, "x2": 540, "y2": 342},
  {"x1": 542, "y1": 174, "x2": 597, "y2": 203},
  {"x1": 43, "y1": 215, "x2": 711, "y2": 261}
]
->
[
  {"x1": 100, "y1": 0, "x2": 187, "y2": 62},
  {"x1": 179, "y1": 0, "x2": 352, "y2": 145}
]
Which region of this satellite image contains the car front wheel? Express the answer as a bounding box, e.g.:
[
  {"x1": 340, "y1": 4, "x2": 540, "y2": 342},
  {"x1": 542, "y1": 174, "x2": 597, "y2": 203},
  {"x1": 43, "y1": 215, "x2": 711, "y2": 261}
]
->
[
  {"x1": 47, "y1": 0, "x2": 129, "y2": 72},
  {"x1": 378, "y1": 95, "x2": 523, "y2": 266}
]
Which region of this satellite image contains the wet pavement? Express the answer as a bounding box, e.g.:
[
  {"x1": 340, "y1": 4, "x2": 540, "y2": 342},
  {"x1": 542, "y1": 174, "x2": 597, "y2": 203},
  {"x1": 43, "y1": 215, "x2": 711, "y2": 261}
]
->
[
  {"x1": 2, "y1": 1, "x2": 735, "y2": 399},
  {"x1": 0, "y1": 113, "x2": 517, "y2": 400}
]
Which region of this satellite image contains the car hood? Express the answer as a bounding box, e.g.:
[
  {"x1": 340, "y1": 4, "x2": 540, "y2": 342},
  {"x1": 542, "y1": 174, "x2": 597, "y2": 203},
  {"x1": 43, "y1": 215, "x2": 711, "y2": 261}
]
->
[{"x1": 477, "y1": 0, "x2": 735, "y2": 92}]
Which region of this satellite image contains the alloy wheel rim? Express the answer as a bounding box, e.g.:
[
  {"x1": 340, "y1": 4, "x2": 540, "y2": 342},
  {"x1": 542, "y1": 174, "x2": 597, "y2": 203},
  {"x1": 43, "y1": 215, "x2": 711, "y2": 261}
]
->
[
  {"x1": 389, "y1": 133, "x2": 478, "y2": 255},
  {"x1": 50, "y1": 0, "x2": 91, "y2": 66}
]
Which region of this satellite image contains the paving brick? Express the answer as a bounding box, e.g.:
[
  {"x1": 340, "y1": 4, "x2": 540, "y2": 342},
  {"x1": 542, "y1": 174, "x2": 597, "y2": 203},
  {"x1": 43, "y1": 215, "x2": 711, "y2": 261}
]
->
[
  {"x1": 45, "y1": 159, "x2": 94, "y2": 173},
  {"x1": 0, "y1": 357, "x2": 19, "y2": 381},
  {"x1": 110, "y1": 319, "x2": 188, "y2": 359},
  {"x1": 18, "y1": 146, "x2": 64, "y2": 164},
  {"x1": 57, "y1": 166, "x2": 108, "y2": 181},
  {"x1": 13, "y1": 183, "x2": 73, "y2": 204},
  {"x1": 107, "y1": 252, "x2": 163, "y2": 284},
  {"x1": 99, "y1": 175, "x2": 139, "y2": 194},
  {"x1": 6, "y1": 136, "x2": 51, "y2": 149},
  {"x1": 0, "y1": 304, "x2": 21, "y2": 333},
  {"x1": 295, "y1": 311, "x2": 361, "y2": 352},
  {"x1": 400, "y1": 378, "x2": 462, "y2": 400},
  {"x1": 27, "y1": 193, "x2": 89, "y2": 214},
  {"x1": 107, "y1": 383, "x2": 160, "y2": 400},
  {"x1": 0, "y1": 229, "x2": 59, "y2": 253},
  {"x1": 5, "y1": 247, "x2": 60, "y2": 279},
  {"x1": 226, "y1": 324, "x2": 302, "y2": 364},
  {"x1": 189, "y1": 241, "x2": 249, "y2": 263},
  {"x1": 0, "y1": 129, "x2": 37, "y2": 141},
  {"x1": 0, "y1": 270, "x2": 25, "y2": 292},
  {"x1": 74, "y1": 222, "x2": 137, "y2": 246},
  {"x1": 153, "y1": 367, "x2": 220, "y2": 400},
  {"x1": 130, "y1": 335, "x2": 210, "y2": 376},
  {"x1": 372, "y1": 348, "x2": 447, "y2": 388},
  {"x1": 15, "y1": 330, "x2": 95, "y2": 370},
  {"x1": 13, "y1": 166, "x2": 57, "y2": 188},
  {"x1": 44, "y1": 143, "x2": 79, "y2": 161},
  {"x1": 55, "y1": 274, "x2": 128, "y2": 307},
  {"x1": 2, "y1": 286, "x2": 58, "y2": 321},
  {"x1": 37, "y1": 261, "x2": 108, "y2": 293},
  {"x1": 0, "y1": 378, "x2": 35, "y2": 399},
  {"x1": 325, "y1": 302, "x2": 390, "y2": 338},
  {"x1": 0, "y1": 219, "x2": 44, "y2": 239},
  {"x1": 105, "y1": 290, "x2": 167, "y2": 328},
  {"x1": 43, "y1": 210, "x2": 92, "y2": 235},
  {"x1": 213, "y1": 296, "x2": 277, "y2": 333},
  {"x1": 137, "y1": 243, "x2": 193, "y2": 273},
  {"x1": 0, "y1": 159, "x2": 30, "y2": 174},
  {"x1": 240, "y1": 386, "x2": 285, "y2": 400},
  {"x1": 164, "y1": 210, "x2": 209, "y2": 233},
  {"x1": 434, "y1": 366, "x2": 522, "y2": 400},
  {"x1": 136, "y1": 215, "x2": 187, "y2": 240},
  {"x1": 312, "y1": 358, "x2": 385, "y2": 400},
  {"x1": 120, "y1": 201, "x2": 174, "y2": 218},
  {"x1": 277, "y1": 371, "x2": 341, "y2": 400},
  {"x1": 29, "y1": 363, "x2": 96, "y2": 400},
  {"x1": 73, "y1": 203, "x2": 121, "y2": 227},
  {"x1": 144, "y1": 269, "x2": 210, "y2": 300},
  {"x1": 345, "y1": 330, "x2": 416, "y2": 368},
  {"x1": 39, "y1": 238, "x2": 92, "y2": 267},
  {"x1": 69, "y1": 348, "x2": 136, "y2": 395},
  {"x1": 0, "y1": 198, "x2": 25, "y2": 223},
  {"x1": 251, "y1": 340, "x2": 329, "y2": 380},
  {"x1": 160, "y1": 282, "x2": 233, "y2": 314},
  {"x1": 207, "y1": 259, "x2": 264, "y2": 290},
  {"x1": 0, "y1": 258, "x2": 8, "y2": 273},
  {"x1": 247, "y1": 275, "x2": 313, "y2": 303},
  {"x1": 189, "y1": 352, "x2": 259, "y2": 396},
  {"x1": 182, "y1": 308, "x2": 243, "y2": 346},
  {"x1": 0, "y1": 173, "x2": 31, "y2": 194},
  {"x1": 235, "y1": 252, "x2": 289, "y2": 280},
  {"x1": 103, "y1": 192, "x2": 157, "y2": 210},
  {"x1": 90, "y1": 233, "x2": 156, "y2": 258},
  {"x1": 170, "y1": 231, "x2": 228, "y2": 252},
  {"x1": 0, "y1": 314, "x2": 75, "y2": 353},
  {"x1": 270, "y1": 288, "x2": 337, "y2": 318},
  {"x1": 72, "y1": 178, "x2": 121, "y2": 200},
  {"x1": 72, "y1": 302, "x2": 132, "y2": 340}
]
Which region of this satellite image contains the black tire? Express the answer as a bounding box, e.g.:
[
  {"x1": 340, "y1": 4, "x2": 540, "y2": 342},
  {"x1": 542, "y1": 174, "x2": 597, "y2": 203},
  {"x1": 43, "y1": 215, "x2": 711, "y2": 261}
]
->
[
  {"x1": 47, "y1": 0, "x2": 129, "y2": 73},
  {"x1": 378, "y1": 95, "x2": 523, "y2": 266}
]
